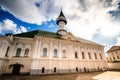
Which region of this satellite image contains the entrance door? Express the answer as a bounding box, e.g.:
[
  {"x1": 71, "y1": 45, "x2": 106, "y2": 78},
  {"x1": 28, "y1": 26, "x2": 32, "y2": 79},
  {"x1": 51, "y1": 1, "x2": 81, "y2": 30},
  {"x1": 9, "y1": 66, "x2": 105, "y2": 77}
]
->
[{"x1": 12, "y1": 64, "x2": 21, "y2": 75}]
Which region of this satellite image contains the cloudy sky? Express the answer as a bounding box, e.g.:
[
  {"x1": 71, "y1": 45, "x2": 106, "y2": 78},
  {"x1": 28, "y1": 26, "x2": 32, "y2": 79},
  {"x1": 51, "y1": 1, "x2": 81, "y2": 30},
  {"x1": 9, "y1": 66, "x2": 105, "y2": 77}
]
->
[{"x1": 0, "y1": 0, "x2": 120, "y2": 51}]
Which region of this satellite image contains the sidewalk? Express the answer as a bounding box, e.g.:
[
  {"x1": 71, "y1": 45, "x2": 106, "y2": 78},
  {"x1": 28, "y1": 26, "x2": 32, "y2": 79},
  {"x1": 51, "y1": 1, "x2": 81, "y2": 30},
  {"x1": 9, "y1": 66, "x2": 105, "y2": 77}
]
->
[
  {"x1": 92, "y1": 71, "x2": 120, "y2": 80},
  {"x1": 1, "y1": 71, "x2": 119, "y2": 80}
]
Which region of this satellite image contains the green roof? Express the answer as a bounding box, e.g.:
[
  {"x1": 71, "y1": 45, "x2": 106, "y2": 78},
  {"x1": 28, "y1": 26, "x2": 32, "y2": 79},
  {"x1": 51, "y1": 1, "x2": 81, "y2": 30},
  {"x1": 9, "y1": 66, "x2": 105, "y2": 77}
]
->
[{"x1": 14, "y1": 30, "x2": 62, "y2": 38}]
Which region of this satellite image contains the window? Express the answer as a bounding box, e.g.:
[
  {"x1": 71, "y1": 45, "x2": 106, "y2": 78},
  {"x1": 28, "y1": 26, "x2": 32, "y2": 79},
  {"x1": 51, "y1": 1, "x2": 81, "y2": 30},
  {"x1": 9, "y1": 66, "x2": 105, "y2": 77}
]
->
[
  {"x1": 76, "y1": 67, "x2": 78, "y2": 72},
  {"x1": 88, "y1": 52, "x2": 91, "y2": 59},
  {"x1": 100, "y1": 53, "x2": 102, "y2": 60},
  {"x1": 107, "y1": 58, "x2": 109, "y2": 62},
  {"x1": 82, "y1": 52, "x2": 85, "y2": 59},
  {"x1": 62, "y1": 50, "x2": 66, "y2": 58},
  {"x1": 113, "y1": 56, "x2": 115, "y2": 61},
  {"x1": 5, "y1": 46, "x2": 10, "y2": 57},
  {"x1": 84, "y1": 67, "x2": 86, "y2": 72},
  {"x1": 42, "y1": 67, "x2": 45, "y2": 73},
  {"x1": 0, "y1": 42, "x2": 2, "y2": 48},
  {"x1": 43, "y1": 48, "x2": 47, "y2": 57},
  {"x1": 97, "y1": 67, "x2": 100, "y2": 71},
  {"x1": 94, "y1": 53, "x2": 97, "y2": 59},
  {"x1": 54, "y1": 67, "x2": 56, "y2": 72},
  {"x1": 16, "y1": 48, "x2": 21, "y2": 57},
  {"x1": 54, "y1": 49, "x2": 57, "y2": 57},
  {"x1": 24, "y1": 48, "x2": 29, "y2": 57},
  {"x1": 75, "y1": 51, "x2": 78, "y2": 58},
  {"x1": 110, "y1": 57, "x2": 112, "y2": 62},
  {"x1": 117, "y1": 56, "x2": 119, "y2": 59}
]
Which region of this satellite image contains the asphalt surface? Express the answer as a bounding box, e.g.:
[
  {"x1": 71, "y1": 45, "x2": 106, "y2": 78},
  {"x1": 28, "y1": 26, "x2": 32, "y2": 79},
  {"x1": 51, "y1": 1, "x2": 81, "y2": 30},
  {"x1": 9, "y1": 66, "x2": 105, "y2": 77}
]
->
[{"x1": 0, "y1": 72, "x2": 104, "y2": 80}]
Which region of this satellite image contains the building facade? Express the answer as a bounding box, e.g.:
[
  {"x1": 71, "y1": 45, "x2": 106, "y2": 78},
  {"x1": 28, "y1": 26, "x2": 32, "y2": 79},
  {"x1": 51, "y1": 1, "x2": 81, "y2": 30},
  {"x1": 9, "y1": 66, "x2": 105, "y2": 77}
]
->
[
  {"x1": 0, "y1": 10, "x2": 108, "y2": 75},
  {"x1": 106, "y1": 46, "x2": 120, "y2": 70}
]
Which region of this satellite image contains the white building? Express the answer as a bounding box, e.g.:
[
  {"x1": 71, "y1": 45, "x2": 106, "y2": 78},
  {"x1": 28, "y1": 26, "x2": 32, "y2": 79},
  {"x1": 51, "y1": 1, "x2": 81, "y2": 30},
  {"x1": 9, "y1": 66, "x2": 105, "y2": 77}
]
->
[
  {"x1": 106, "y1": 46, "x2": 120, "y2": 70},
  {"x1": 0, "y1": 10, "x2": 108, "y2": 75}
]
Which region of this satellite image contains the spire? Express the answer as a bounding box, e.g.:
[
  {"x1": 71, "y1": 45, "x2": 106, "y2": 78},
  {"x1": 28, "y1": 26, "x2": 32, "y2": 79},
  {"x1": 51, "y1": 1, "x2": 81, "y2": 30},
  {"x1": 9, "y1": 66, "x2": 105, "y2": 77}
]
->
[
  {"x1": 59, "y1": 9, "x2": 65, "y2": 17},
  {"x1": 56, "y1": 9, "x2": 67, "y2": 25},
  {"x1": 56, "y1": 9, "x2": 67, "y2": 35}
]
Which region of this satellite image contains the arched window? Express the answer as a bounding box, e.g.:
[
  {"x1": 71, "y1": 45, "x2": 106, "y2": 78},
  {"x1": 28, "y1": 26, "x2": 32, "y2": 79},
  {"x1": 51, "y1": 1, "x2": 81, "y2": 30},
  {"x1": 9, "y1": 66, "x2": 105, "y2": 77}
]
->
[
  {"x1": 54, "y1": 67, "x2": 56, "y2": 72},
  {"x1": 16, "y1": 48, "x2": 21, "y2": 57},
  {"x1": 42, "y1": 67, "x2": 45, "y2": 73},
  {"x1": 113, "y1": 56, "x2": 115, "y2": 61},
  {"x1": 100, "y1": 53, "x2": 102, "y2": 60},
  {"x1": 43, "y1": 48, "x2": 47, "y2": 57},
  {"x1": 84, "y1": 67, "x2": 86, "y2": 72},
  {"x1": 82, "y1": 52, "x2": 85, "y2": 59},
  {"x1": 94, "y1": 53, "x2": 97, "y2": 59},
  {"x1": 76, "y1": 67, "x2": 78, "y2": 72},
  {"x1": 24, "y1": 48, "x2": 29, "y2": 57},
  {"x1": 54, "y1": 49, "x2": 57, "y2": 57},
  {"x1": 88, "y1": 52, "x2": 91, "y2": 59},
  {"x1": 110, "y1": 57, "x2": 112, "y2": 62},
  {"x1": 62, "y1": 50, "x2": 66, "y2": 58},
  {"x1": 0, "y1": 42, "x2": 2, "y2": 48},
  {"x1": 5, "y1": 46, "x2": 10, "y2": 57},
  {"x1": 107, "y1": 58, "x2": 109, "y2": 62},
  {"x1": 75, "y1": 51, "x2": 78, "y2": 58},
  {"x1": 117, "y1": 56, "x2": 119, "y2": 59}
]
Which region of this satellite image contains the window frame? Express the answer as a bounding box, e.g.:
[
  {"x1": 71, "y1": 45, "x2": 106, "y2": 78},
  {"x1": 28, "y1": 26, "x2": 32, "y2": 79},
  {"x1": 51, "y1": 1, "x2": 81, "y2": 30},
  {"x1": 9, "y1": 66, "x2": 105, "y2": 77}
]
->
[
  {"x1": 54, "y1": 49, "x2": 58, "y2": 57},
  {"x1": 94, "y1": 53, "x2": 97, "y2": 59},
  {"x1": 15, "y1": 48, "x2": 21, "y2": 57},
  {"x1": 24, "y1": 48, "x2": 29, "y2": 57},
  {"x1": 62, "y1": 50, "x2": 66, "y2": 58},
  {"x1": 43, "y1": 48, "x2": 47, "y2": 57},
  {"x1": 82, "y1": 52, "x2": 85, "y2": 59},
  {"x1": 75, "y1": 51, "x2": 78, "y2": 58},
  {"x1": 5, "y1": 46, "x2": 10, "y2": 57},
  {"x1": 88, "y1": 52, "x2": 91, "y2": 59}
]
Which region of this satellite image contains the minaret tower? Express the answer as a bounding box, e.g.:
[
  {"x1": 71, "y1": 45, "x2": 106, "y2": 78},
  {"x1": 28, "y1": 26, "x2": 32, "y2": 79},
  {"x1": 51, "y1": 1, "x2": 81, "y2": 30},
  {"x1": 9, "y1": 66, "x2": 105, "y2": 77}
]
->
[{"x1": 56, "y1": 9, "x2": 67, "y2": 35}]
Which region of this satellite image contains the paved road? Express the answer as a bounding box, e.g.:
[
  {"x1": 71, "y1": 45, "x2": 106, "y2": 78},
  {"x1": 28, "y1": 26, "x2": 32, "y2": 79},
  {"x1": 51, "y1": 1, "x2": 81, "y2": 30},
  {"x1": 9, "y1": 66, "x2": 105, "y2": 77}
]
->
[{"x1": 0, "y1": 72, "x2": 103, "y2": 80}]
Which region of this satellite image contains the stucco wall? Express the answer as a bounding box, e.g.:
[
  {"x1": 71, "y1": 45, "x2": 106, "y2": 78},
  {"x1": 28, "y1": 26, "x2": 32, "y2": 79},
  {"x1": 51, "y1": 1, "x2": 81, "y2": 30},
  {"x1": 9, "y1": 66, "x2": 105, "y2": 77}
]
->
[{"x1": 108, "y1": 63, "x2": 120, "y2": 70}]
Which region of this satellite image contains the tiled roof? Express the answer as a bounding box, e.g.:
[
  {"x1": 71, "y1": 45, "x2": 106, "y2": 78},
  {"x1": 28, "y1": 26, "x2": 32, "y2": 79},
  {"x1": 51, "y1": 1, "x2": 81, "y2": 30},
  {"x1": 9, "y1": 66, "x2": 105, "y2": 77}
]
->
[
  {"x1": 107, "y1": 46, "x2": 120, "y2": 53},
  {"x1": 14, "y1": 30, "x2": 103, "y2": 46},
  {"x1": 14, "y1": 30, "x2": 62, "y2": 38}
]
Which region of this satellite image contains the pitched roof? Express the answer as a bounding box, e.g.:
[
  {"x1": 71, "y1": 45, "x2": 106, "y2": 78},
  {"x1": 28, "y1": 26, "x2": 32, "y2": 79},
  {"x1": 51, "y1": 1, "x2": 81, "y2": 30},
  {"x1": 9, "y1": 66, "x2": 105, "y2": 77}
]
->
[
  {"x1": 77, "y1": 37, "x2": 103, "y2": 46},
  {"x1": 14, "y1": 30, "x2": 62, "y2": 38},
  {"x1": 107, "y1": 46, "x2": 120, "y2": 53},
  {"x1": 14, "y1": 30, "x2": 103, "y2": 46}
]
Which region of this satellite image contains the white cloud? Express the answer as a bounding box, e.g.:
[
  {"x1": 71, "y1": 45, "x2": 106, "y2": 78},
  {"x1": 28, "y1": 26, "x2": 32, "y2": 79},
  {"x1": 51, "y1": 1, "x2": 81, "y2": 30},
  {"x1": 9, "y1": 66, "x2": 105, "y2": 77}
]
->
[
  {"x1": 2, "y1": 19, "x2": 16, "y2": 31},
  {"x1": 63, "y1": 0, "x2": 120, "y2": 40},
  {"x1": 116, "y1": 37, "x2": 120, "y2": 46},
  {"x1": 0, "y1": 0, "x2": 58, "y2": 25},
  {"x1": 0, "y1": 0, "x2": 120, "y2": 45},
  {"x1": 20, "y1": 26, "x2": 27, "y2": 32},
  {"x1": 48, "y1": 23, "x2": 54, "y2": 28},
  {"x1": 0, "y1": 19, "x2": 27, "y2": 34}
]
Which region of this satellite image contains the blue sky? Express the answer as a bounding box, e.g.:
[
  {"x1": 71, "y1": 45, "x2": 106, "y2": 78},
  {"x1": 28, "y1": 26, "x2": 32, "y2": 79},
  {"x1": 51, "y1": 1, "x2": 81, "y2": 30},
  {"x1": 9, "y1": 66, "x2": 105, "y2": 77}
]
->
[{"x1": 0, "y1": 0, "x2": 120, "y2": 51}]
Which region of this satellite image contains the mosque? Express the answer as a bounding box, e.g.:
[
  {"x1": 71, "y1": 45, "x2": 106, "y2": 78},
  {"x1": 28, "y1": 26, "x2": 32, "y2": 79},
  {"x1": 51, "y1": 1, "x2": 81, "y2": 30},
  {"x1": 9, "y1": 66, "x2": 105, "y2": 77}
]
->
[{"x1": 0, "y1": 10, "x2": 108, "y2": 75}]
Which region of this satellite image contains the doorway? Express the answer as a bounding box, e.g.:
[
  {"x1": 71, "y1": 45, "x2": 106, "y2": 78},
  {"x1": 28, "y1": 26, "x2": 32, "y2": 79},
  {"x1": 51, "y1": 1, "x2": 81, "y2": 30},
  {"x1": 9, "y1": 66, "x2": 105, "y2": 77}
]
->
[{"x1": 11, "y1": 63, "x2": 23, "y2": 75}]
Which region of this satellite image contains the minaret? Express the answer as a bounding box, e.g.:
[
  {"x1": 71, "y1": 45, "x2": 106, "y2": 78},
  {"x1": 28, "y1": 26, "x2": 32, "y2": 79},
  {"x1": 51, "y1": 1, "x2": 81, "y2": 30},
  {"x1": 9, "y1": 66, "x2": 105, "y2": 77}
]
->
[{"x1": 56, "y1": 9, "x2": 67, "y2": 35}]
